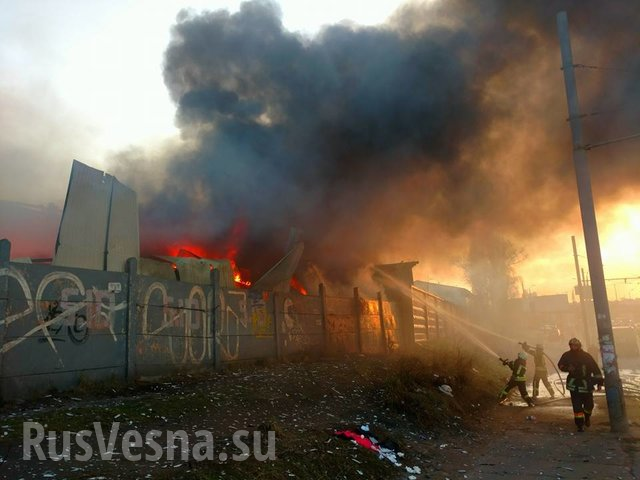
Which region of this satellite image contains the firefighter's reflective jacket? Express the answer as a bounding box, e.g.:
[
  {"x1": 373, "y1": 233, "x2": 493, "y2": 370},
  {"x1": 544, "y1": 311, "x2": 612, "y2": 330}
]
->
[
  {"x1": 522, "y1": 344, "x2": 548, "y2": 374},
  {"x1": 558, "y1": 349, "x2": 603, "y2": 393},
  {"x1": 506, "y1": 358, "x2": 527, "y2": 382}
]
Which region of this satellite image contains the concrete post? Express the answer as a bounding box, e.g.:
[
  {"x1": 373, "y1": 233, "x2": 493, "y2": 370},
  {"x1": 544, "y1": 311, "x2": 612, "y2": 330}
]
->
[
  {"x1": 353, "y1": 287, "x2": 363, "y2": 354},
  {"x1": 0, "y1": 240, "x2": 9, "y2": 263},
  {"x1": 558, "y1": 11, "x2": 627, "y2": 432},
  {"x1": 124, "y1": 257, "x2": 138, "y2": 381},
  {"x1": 319, "y1": 283, "x2": 329, "y2": 355},
  {"x1": 211, "y1": 268, "x2": 222, "y2": 370},
  {"x1": 272, "y1": 292, "x2": 282, "y2": 360},
  {"x1": 377, "y1": 292, "x2": 388, "y2": 354},
  {"x1": 0, "y1": 239, "x2": 10, "y2": 401}
]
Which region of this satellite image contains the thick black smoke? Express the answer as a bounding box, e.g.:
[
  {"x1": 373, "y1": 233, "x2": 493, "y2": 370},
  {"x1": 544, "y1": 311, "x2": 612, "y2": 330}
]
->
[{"x1": 113, "y1": 0, "x2": 640, "y2": 282}]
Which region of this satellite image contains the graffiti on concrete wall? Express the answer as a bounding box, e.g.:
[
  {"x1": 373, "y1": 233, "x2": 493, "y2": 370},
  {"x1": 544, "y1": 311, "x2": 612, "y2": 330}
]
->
[
  {"x1": 0, "y1": 266, "x2": 125, "y2": 366},
  {"x1": 280, "y1": 295, "x2": 323, "y2": 352},
  {"x1": 138, "y1": 281, "x2": 212, "y2": 366},
  {"x1": 136, "y1": 282, "x2": 273, "y2": 365},
  {"x1": 0, "y1": 259, "x2": 404, "y2": 401},
  {"x1": 217, "y1": 289, "x2": 248, "y2": 361},
  {"x1": 250, "y1": 293, "x2": 273, "y2": 339},
  {"x1": 217, "y1": 290, "x2": 275, "y2": 361},
  {"x1": 282, "y1": 297, "x2": 304, "y2": 349},
  {"x1": 39, "y1": 299, "x2": 89, "y2": 345}
]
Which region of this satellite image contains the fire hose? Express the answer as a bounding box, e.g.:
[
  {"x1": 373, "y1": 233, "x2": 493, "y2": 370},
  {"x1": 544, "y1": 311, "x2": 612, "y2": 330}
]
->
[
  {"x1": 519, "y1": 342, "x2": 566, "y2": 397},
  {"x1": 544, "y1": 350, "x2": 566, "y2": 397}
]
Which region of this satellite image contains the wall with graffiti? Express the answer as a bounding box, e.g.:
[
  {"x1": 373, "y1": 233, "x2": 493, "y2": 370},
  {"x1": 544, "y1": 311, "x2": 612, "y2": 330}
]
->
[
  {"x1": 135, "y1": 277, "x2": 214, "y2": 375},
  {"x1": 274, "y1": 292, "x2": 399, "y2": 357},
  {"x1": 134, "y1": 278, "x2": 282, "y2": 374},
  {"x1": 216, "y1": 289, "x2": 277, "y2": 363},
  {"x1": 0, "y1": 251, "x2": 401, "y2": 400},
  {"x1": 275, "y1": 293, "x2": 324, "y2": 355},
  {"x1": 0, "y1": 262, "x2": 128, "y2": 400}
]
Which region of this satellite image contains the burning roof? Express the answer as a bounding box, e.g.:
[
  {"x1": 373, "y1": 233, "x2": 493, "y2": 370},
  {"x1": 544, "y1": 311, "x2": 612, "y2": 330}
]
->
[{"x1": 48, "y1": 160, "x2": 306, "y2": 293}]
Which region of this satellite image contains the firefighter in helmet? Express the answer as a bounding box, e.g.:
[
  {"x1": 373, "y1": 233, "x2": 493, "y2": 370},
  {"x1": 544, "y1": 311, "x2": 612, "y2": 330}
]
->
[
  {"x1": 558, "y1": 337, "x2": 603, "y2": 432},
  {"x1": 498, "y1": 351, "x2": 535, "y2": 407},
  {"x1": 521, "y1": 342, "x2": 555, "y2": 400}
]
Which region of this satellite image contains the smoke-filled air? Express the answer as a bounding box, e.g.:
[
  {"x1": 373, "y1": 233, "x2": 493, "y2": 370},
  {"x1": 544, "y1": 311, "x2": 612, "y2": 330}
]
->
[{"x1": 105, "y1": 0, "x2": 639, "y2": 288}]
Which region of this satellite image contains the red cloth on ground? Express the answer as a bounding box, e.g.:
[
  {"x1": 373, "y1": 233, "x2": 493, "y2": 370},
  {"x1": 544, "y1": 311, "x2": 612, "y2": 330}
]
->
[{"x1": 334, "y1": 430, "x2": 380, "y2": 453}]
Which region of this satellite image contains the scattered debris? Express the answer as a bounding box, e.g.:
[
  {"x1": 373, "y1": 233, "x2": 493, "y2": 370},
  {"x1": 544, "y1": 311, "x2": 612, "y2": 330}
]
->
[
  {"x1": 438, "y1": 385, "x2": 454, "y2": 397},
  {"x1": 334, "y1": 430, "x2": 379, "y2": 454},
  {"x1": 334, "y1": 425, "x2": 416, "y2": 470}
]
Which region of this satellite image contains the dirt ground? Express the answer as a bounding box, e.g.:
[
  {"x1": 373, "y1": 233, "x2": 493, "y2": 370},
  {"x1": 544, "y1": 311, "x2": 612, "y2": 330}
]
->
[
  {"x1": 0, "y1": 356, "x2": 639, "y2": 479},
  {"x1": 451, "y1": 395, "x2": 640, "y2": 479}
]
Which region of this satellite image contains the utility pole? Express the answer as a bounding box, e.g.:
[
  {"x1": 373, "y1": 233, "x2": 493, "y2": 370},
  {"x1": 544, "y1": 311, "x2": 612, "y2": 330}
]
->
[
  {"x1": 571, "y1": 236, "x2": 591, "y2": 349},
  {"x1": 557, "y1": 12, "x2": 627, "y2": 432}
]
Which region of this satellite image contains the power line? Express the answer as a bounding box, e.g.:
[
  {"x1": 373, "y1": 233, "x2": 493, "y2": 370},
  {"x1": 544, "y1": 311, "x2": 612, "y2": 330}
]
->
[
  {"x1": 566, "y1": 107, "x2": 630, "y2": 121},
  {"x1": 572, "y1": 63, "x2": 640, "y2": 74},
  {"x1": 605, "y1": 276, "x2": 640, "y2": 283},
  {"x1": 583, "y1": 131, "x2": 640, "y2": 150}
]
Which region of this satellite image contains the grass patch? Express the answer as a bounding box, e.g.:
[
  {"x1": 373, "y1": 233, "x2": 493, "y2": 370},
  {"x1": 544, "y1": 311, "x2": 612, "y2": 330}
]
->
[
  {"x1": 377, "y1": 340, "x2": 504, "y2": 428},
  {"x1": 72, "y1": 373, "x2": 128, "y2": 397},
  {"x1": 0, "y1": 388, "x2": 216, "y2": 440}
]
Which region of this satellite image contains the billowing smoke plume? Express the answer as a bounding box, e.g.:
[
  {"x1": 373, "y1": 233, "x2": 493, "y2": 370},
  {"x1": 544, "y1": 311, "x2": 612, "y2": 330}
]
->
[{"x1": 112, "y1": 0, "x2": 640, "y2": 283}]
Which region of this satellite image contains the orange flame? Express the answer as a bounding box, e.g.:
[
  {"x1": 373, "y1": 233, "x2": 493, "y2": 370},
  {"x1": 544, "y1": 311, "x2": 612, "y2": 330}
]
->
[
  {"x1": 290, "y1": 276, "x2": 308, "y2": 295},
  {"x1": 156, "y1": 219, "x2": 255, "y2": 288},
  {"x1": 167, "y1": 242, "x2": 252, "y2": 288},
  {"x1": 230, "y1": 259, "x2": 252, "y2": 288}
]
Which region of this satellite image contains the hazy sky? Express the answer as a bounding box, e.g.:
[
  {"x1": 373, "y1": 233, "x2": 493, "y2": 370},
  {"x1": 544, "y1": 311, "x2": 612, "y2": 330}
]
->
[{"x1": 0, "y1": 0, "x2": 408, "y2": 206}]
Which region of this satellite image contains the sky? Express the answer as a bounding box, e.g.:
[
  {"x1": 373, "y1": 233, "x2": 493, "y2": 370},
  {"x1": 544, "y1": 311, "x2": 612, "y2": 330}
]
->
[
  {"x1": 0, "y1": 0, "x2": 405, "y2": 184},
  {"x1": 0, "y1": 0, "x2": 639, "y2": 300}
]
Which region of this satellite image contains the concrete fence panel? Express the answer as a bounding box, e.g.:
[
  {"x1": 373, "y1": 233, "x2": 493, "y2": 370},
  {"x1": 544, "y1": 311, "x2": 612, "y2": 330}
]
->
[
  {"x1": 217, "y1": 288, "x2": 276, "y2": 363},
  {"x1": 1, "y1": 237, "x2": 444, "y2": 401},
  {"x1": 0, "y1": 262, "x2": 127, "y2": 400},
  {"x1": 135, "y1": 275, "x2": 213, "y2": 377},
  {"x1": 325, "y1": 296, "x2": 359, "y2": 354},
  {"x1": 275, "y1": 293, "x2": 324, "y2": 356}
]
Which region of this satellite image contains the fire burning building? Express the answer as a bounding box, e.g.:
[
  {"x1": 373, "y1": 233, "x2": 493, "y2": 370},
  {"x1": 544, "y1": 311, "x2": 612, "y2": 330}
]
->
[
  {"x1": 0, "y1": 160, "x2": 456, "y2": 401},
  {"x1": 50, "y1": 160, "x2": 305, "y2": 295}
]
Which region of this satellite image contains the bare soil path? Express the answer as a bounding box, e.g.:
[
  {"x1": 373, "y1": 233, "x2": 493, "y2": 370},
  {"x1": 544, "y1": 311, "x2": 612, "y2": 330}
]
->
[{"x1": 455, "y1": 395, "x2": 638, "y2": 480}]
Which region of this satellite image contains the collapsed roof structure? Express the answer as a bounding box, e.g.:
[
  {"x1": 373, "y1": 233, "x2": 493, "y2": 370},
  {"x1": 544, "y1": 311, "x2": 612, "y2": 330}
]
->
[{"x1": 52, "y1": 160, "x2": 303, "y2": 292}]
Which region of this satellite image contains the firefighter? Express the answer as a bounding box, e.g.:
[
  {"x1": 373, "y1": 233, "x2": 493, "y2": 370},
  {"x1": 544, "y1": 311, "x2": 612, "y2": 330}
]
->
[
  {"x1": 521, "y1": 342, "x2": 555, "y2": 400},
  {"x1": 558, "y1": 337, "x2": 603, "y2": 432},
  {"x1": 498, "y1": 351, "x2": 535, "y2": 407}
]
